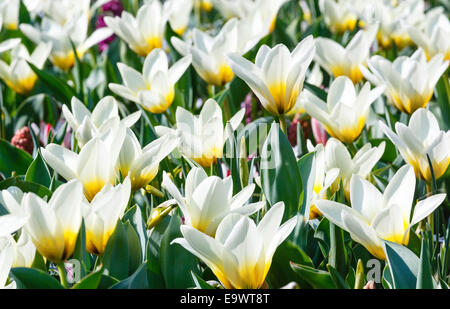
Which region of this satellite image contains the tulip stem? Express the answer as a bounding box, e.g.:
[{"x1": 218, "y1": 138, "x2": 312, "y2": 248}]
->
[
  {"x1": 278, "y1": 115, "x2": 287, "y2": 134},
  {"x1": 163, "y1": 110, "x2": 175, "y2": 126},
  {"x1": 57, "y1": 262, "x2": 69, "y2": 288}
]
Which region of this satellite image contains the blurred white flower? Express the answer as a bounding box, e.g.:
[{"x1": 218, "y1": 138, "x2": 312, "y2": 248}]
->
[
  {"x1": 319, "y1": 0, "x2": 357, "y2": 34},
  {"x1": 0, "y1": 42, "x2": 52, "y2": 95}
]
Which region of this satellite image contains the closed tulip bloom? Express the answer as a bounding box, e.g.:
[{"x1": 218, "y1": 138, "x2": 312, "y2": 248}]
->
[
  {"x1": 316, "y1": 165, "x2": 447, "y2": 260},
  {"x1": 319, "y1": 0, "x2": 357, "y2": 34},
  {"x1": 83, "y1": 177, "x2": 131, "y2": 255},
  {"x1": 171, "y1": 19, "x2": 244, "y2": 87},
  {"x1": 109, "y1": 49, "x2": 191, "y2": 114},
  {"x1": 306, "y1": 142, "x2": 339, "y2": 220},
  {"x1": 227, "y1": 36, "x2": 315, "y2": 116},
  {"x1": 172, "y1": 202, "x2": 297, "y2": 289},
  {"x1": 408, "y1": 11, "x2": 450, "y2": 61},
  {"x1": 41, "y1": 126, "x2": 125, "y2": 201},
  {"x1": 117, "y1": 128, "x2": 178, "y2": 191},
  {"x1": 314, "y1": 24, "x2": 378, "y2": 84},
  {"x1": 20, "y1": 14, "x2": 113, "y2": 70},
  {"x1": 379, "y1": 108, "x2": 450, "y2": 183},
  {"x1": 302, "y1": 76, "x2": 385, "y2": 144},
  {"x1": 155, "y1": 99, "x2": 244, "y2": 167},
  {"x1": 166, "y1": 0, "x2": 193, "y2": 36},
  {"x1": 62, "y1": 96, "x2": 141, "y2": 147},
  {"x1": 23, "y1": 180, "x2": 83, "y2": 263},
  {"x1": 162, "y1": 167, "x2": 264, "y2": 236},
  {"x1": 104, "y1": 1, "x2": 168, "y2": 57},
  {"x1": 324, "y1": 137, "x2": 385, "y2": 199},
  {"x1": 361, "y1": 49, "x2": 449, "y2": 114},
  {"x1": 0, "y1": 42, "x2": 52, "y2": 95}
]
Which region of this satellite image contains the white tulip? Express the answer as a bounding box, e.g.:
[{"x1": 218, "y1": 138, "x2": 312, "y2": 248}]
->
[
  {"x1": 62, "y1": 96, "x2": 141, "y2": 148},
  {"x1": 162, "y1": 167, "x2": 264, "y2": 236},
  {"x1": 324, "y1": 137, "x2": 385, "y2": 199},
  {"x1": 303, "y1": 76, "x2": 385, "y2": 143},
  {"x1": 172, "y1": 202, "x2": 297, "y2": 289},
  {"x1": 288, "y1": 63, "x2": 323, "y2": 116},
  {"x1": 83, "y1": 177, "x2": 131, "y2": 255},
  {"x1": 316, "y1": 165, "x2": 447, "y2": 260},
  {"x1": 379, "y1": 108, "x2": 450, "y2": 183},
  {"x1": 20, "y1": 13, "x2": 113, "y2": 70},
  {"x1": 408, "y1": 10, "x2": 450, "y2": 61},
  {"x1": 319, "y1": 0, "x2": 357, "y2": 34},
  {"x1": 117, "y1": 128, "x2": 178, "y2": 191},
  {"x1": 23, "y1": 180, "x2": 83, "y2": 262},
  {"x1": 171, "y1": 18, "x2": 250, "y2": 87},
  {"x1": 109, "y1": 48, "x2": 191, "y2": 114},
  {"x1": 0, "y1": 237, "x2": 15, "y2": 289},
  {"x1": 0, "y1": 42, "x2": 52, "y2": 95},
  {"x1": 314, "y1": 24, "x2": 378, "y2": 84},
  {"x1": 41, "y1": 126, "x2": 125, "y2": 201},
  {"x1": 104, "y1": 1, "x2": 169, "y2": 57},
  {"x1": 361, "y1": 48, "x2": 449, "y2": 114},
  {"x1": 227, "y1": 36, "x2": 315, "y2": 115},
  {"x1": 0, "y1": 0, "x2": 19, "y2": 30},
  {"x1": 155, "y1": 98, "x2": 244, "y2": 167},
  {"x1": 166, "y1": 0, "x2": 193, "y2": 36}
]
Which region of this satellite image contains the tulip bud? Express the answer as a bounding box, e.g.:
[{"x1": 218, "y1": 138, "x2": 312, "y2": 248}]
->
[{"x1": 147, "y1": 200, "x2": 177, "y2": 229}]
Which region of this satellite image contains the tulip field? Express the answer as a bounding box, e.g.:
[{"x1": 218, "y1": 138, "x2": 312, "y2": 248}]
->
[{"x1": 0, "y1": 0, "x2": 450, "y2": 291}]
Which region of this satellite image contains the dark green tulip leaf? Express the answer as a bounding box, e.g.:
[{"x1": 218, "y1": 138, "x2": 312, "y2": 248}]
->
[{"x1": 10, "y1": 267, "x2": 64, "y2": 289}]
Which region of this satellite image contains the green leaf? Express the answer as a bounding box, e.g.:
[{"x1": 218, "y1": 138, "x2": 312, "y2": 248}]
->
[
  {"x1": 27, "y1": 62, "x2": 77, "y2": 103},
  {"x1": 191, "y1": 271, "x2": 215, "y2": 289},
  {"x1": 304, "y1": 82, "x2": 327, "y2": 101},
  {"x1": 0, "y1": 176, "x2": 52, "y2": 199},
  {"x1": 72, "y1": 220, "x2": 90, "y2": 278},
  {"x1": 260, "y1": 123, "x2": 302, "y2": 221},
  {"x1": 297, "y1": 151, "x2": 315, "y2": 218},
  {"x1": 145, "y1": 216, "x2": 170, "y2": 289},
  {"x1": 326, "y1": 264, "x2": 350, "y2": 289},
  {"x1": 124, "y1": 221, "x2": 142, "y2": 275},
  {"x1": 97, "y1": 275, "x2": 120, "y2": 289},
  {"x1": 383, "y1": 240, "x2": 419, "y2": 289},
  {"x1": 290, "y1": 262, "x2": 336, "y2": 289},
  {"x1": 328, "y1": 222, "x2": 348, "y2": 278},
  {"x1": 71, "y1": 267, "x2": 104, "y2": 289},
  {"x1": 435, "y1": 73, "x2": 450, "y2": 130},
  {"x1": 160, "y1": 215, "x2": 200, "y2": 288},
  {"x1": 123, "y1": 205, "x2": 148, "y2": 260},
  {"x1": 416, "y1": 239, "x2": 436, "y2": 289},
  {"x1": 102, "y1": 221, "x2": 130, "y2": 280},
  {"x1": 111, "y1": 262, "x2": 148, "y2": 289},
  {"x1": 0, "y1": 139, "x2": 33, "y2": 177},
  {"x1": 266, "y1": 240, "x2": 314, "y2": 289},
  {"x1": 10, "y1": 267, "x2": 64, "y2": 289},
  {"x1": 25, "y1": 150, "x2": 51, "y2": 187}
]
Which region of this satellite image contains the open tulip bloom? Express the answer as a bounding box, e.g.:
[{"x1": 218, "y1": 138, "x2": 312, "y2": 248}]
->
[
  {"x1": 361, "y1": 48, "x2": 449, "y2": 114},
  {"x1": 314, "y1": 24, "x2": 378, "y2": 84},
  {"x1": 104, "y1": 1, "x2": 168, "y2": 57},
  {"x1": 155, "y1": 98, "x2": 244, "y2": 167},
  {"x1": 302, "y1": 76, "x2": 385, "y2": 144},
  {"x1": 0, "y1": 42, "x2": 52, "y2": 95},
  {"x1": 319, "y1": 0, "x2": 357, "y2": 34},
  {"x1": 109, "y1": 48, "x2": 192, "y2": 114},
  {"x1": 62, "y1": 96, "x2": 141, "y2": 148},
  {"x1": 323, "y1": 137, "x2": 385, "y2": 199},
  {"x1": 171, "y1": 18, "x2": 252, "y2": 87},
  {"x1": 23, "y1": 180, "x2": 83, "y2": 263},
  {"x1": 379, "y1": 108, "x2": 450, "y2": 183},
  {"x1": 20, "y1": 13, "x2": 113, "y2": 70},
  {"x1": 226, "y1": 36, "x2": 315, "y2": 116},
  {"x1": 316, "y1": 165, "x2": 446, "y2": 260},
  {"x1": 162, "y1": 167, "x2": 265, "y2": 236},
  {"x1": 41, "y1": 125, "x2": 126, "y2": 201},
  {"x1": 172, "y1": 201, "x2": 297, "y2": 289}
]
